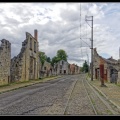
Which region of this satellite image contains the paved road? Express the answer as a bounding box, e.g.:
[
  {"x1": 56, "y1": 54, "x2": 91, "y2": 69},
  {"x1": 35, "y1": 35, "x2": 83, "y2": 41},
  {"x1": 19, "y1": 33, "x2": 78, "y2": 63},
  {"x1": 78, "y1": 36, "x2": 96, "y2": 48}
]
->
[
  {"x1": 0, "y1": 75, "x2": 77, "y2": 115},
  {"x1": 0, "y1": 74, "x2": 119, "y2": 115}
]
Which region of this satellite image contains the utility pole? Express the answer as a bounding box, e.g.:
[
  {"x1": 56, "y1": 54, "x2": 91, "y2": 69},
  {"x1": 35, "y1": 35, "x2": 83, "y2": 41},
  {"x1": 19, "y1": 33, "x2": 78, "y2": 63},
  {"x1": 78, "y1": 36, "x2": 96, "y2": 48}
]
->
[{"x1": 85, "y1": 16, "x2": 93, "y2": 81}]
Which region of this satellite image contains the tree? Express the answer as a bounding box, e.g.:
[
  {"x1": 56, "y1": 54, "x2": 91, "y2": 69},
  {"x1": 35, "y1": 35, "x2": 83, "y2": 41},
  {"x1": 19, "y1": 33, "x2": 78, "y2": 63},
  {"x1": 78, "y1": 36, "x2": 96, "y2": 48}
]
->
[
  {"x1": 56, "y1": 49, "x2": 68, "y2": 61},
  {"x1": 51, "y1": 56, "x2": 59, "y2": 66},
  {"x1": 51, "y1": 49, "x2": 68, "y2": 66},
  {"x1": 39, "y1": 52, "x2": 47, "y2": 67},
  {"x1": 46, "y1": 57, "x2": 51, "y2": 63},
  {"x1": 82, "y1": 60, "x2": 89, "y2": 73}
]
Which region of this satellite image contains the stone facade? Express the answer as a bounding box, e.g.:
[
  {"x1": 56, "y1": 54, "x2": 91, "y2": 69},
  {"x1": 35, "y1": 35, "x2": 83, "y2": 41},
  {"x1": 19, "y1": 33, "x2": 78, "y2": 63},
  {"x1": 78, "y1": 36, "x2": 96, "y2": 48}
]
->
[
  {"x1": 93, "y1": 48, "x2": 119, "y2": 82},
  {"x1": 53, "y1": 61, "x2": 80, "y2": 75},
  {"x1": 117, "y1": 70, "x2": 120, "y2": 83},
  {"x1": 75, "y1": 65, "x2": 80, "y2": 74},
  {"x1": 0, "y1": 39, "x2": 11, "y2": 85},
  {"x1": 68, "y1": 63, "x2": 71, "y2": 74},
  {"x1": 10, "y1": 30, "x2": 39, "y2": 82},
  {"x1": 40, "y1": 61, "x2": 53, "y2": 77},
  {"x1": 56, "y1": 60, "x2": 69, "y2": 75},
  {"x1": 69, "y1": 64, "x2": 80, "y2": 75},
  {"x1": 69, "y1": 64, "x2": 75, "y2": 74}
]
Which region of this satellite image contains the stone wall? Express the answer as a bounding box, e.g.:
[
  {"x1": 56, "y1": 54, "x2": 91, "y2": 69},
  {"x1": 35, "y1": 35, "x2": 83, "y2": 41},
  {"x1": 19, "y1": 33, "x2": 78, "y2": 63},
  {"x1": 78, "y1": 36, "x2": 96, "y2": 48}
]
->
[
  {"x1": 75, "y1": 65, "x2": 79, "y2": 74},
  {"x1": 10, "y1": 30, "x2": 40, "y2": 82},
  {"x1": 40, "y1": 61, "x2": 53, "y2": 77},
  {"x1": 0, "y1": 39, "x2": 11, "y2": 85},
  {"x1": 56, "y1": 60, "x2": 69, "y2": 75},
  {"x1": 93, "y1": 48, "x2": 119, "y2": 82}
]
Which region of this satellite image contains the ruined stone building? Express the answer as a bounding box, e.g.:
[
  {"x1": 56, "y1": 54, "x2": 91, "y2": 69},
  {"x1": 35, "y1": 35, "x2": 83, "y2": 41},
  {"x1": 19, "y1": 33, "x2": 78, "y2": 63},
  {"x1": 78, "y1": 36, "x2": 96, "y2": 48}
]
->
[
  {"x1": 93, "y1": 48, "x2": 120, "y2": 83},
  {"x1": 68, "y1": 63, "x2": 71, "y2": 74},
  {"x1": 56, "y1": 60, "x2": 69, "y2": 75},
  {"x1": 75, "y1": 65, "x2": 80, "y2": 74},
  {"x1": 10, "y1": 30, "x2": 40, "y2": 82},
  {"x1": 0, "y1": 39, "x2": 11, "y2": 85},
  {"x1": 69, "y1": 64, "x2": 75, "y2": 75},
  {"x1": 40, "y1": 61, "x2": 53, "y2": 77}
]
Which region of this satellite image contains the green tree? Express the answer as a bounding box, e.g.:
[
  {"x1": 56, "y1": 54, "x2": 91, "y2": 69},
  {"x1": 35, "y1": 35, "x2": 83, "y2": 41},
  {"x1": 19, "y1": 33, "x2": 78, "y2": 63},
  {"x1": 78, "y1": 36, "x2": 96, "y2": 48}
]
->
[
  {"x1": 51, "y1": 56, "x2": 59, "y2": 66},
  {"x1": 39, "y1": 52, "x2": 47, "y2": 67},
  {"x1": 56, "y1": 49, "x2": 68, "y2": 61},
  {"x1": 82, "y1": 60, "x2": 89, "y2": 73},
  {"x1": 46, "y1": 57, "x2": 51, "y2": 63},
  {"x1": 51, "y1": 49, "x2": 68, "y2": 67}
]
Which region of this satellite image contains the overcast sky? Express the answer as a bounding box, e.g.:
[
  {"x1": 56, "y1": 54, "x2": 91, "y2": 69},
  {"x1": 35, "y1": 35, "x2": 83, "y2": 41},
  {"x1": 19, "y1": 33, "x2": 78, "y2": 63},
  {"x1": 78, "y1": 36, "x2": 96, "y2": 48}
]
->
[{"x1": 0, "y1": 2, "x2": 120, "y2": 66}]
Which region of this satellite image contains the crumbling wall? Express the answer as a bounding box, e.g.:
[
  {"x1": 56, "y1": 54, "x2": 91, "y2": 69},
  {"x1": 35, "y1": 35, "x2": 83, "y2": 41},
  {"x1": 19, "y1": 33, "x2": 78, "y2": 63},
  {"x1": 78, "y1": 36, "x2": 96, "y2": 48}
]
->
[
  {"x1": 10, "y1": 39, "x2": 27, "y2": 82},
  {"x1": 0, "y1": 39, "x2": 11, "y2": 85},
  {"x1": 10, "y1": 30, "x2": 40, "y2": 82}
]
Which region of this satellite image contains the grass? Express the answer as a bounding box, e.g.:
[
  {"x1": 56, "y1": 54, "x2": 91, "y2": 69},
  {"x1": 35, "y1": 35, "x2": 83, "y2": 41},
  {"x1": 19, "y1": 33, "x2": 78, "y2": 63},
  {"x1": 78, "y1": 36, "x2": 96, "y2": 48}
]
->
[
  {"x1": 91, "y1": 98, "x2": 95, "y2": 105},
  {"x1": 0, "y1": 75, "x2": 62, "y2": 94},
  {"x1": 106, "y1": 109, "x2": 113, "y2": 115},
  {"x1": 90, "y1": 97, "x2": 99, "y2": 115},
  {"x1": 116, "y1": 84, "x2": 120, "y2": 87},
  {"x1": 0, "y1": 76, "x2": 61, "y2": 87},
  {"x1": 0, "y1": 83, "x2": 11, "y2": 88},
  {"x1": 85, "y1": 73, "x2": 91, "y2": 80},
  {"x1": 0, "y1": 80, "x2": 35, "y2": 88}
]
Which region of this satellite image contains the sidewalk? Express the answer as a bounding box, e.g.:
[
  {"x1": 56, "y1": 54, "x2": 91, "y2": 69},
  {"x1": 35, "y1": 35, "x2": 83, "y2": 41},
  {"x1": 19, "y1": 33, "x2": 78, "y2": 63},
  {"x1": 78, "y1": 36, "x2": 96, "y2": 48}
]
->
[
  {"x1": 87, "y1": 77, "x2": 120, "y2": 110},
  {"x1": 0, "y1": 76, "x2": 62, "y2": 94}
]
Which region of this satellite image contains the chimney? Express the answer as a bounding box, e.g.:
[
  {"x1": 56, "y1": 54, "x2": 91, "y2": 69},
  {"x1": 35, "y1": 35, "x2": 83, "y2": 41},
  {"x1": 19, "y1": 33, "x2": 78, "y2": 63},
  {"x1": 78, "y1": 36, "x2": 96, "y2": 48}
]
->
[{"x1": 34, "y1": 29, "x2": 38, "y2": 41}]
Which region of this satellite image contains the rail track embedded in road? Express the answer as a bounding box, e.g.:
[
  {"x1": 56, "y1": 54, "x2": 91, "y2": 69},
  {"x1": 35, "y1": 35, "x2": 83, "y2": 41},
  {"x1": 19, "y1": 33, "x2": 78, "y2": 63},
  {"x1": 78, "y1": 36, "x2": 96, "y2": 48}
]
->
[
  {"x1": 82, "y1": 76, "x2": 98, "y2": 115},
  {"x1": 63, "y1": 74, "x2": 119, "y2": 115},
  {"x1": 83, "y1": 75, "x2": 119, "y2": 115}
]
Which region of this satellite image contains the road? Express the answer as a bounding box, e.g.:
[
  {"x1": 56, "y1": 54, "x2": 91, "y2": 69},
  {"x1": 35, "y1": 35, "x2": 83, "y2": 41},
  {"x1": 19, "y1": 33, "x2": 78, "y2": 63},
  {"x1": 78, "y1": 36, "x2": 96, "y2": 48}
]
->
[{"x1": 0, "y1": 74, "x2": 119, "y2": 115}]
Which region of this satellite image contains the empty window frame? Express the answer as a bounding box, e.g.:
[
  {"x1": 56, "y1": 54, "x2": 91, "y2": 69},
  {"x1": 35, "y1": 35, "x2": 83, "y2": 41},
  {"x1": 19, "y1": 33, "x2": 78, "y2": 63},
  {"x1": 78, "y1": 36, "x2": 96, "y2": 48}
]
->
[
  {"x1": 44, "y1": 67, "x2": 46, "y2": 70},
  {"x1": 34, "y1": 41, "x2": 36, "y2": 52},
  {"x1": 60, "y1": 65, "x2": 62, "y2": 69},
  {"x1": 30, "y1": 38, "x2": 32, "y2": 50}
]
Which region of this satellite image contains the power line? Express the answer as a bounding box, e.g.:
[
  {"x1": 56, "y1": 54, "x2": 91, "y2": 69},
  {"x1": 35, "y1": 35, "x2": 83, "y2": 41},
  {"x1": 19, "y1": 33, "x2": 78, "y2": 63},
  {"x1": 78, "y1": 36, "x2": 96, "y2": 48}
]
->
[
  {"x1": 86, "y1": 3, "x2": 91, "y2": 17},
  {"x1": 79, "y1": 3, "x2": 92, "y2": 48},
  {"x1": 80, "y1": 3, "x2": 81, "y2": 40},
  {"x1": 80, "y1": 3, "x2": 93, "y2": 67},
  {"x1": 85, "y1": 3, "x2": 93, "y2": 71},
  {"x1": 80, "y1": 3, "x2": 82, "y2": 66},
  {"x1": 80, "y1": 3, "x2": 84, "y2": 66},
  {"x1": 85, "y1": 15, "x2": 89, "y2": 66}
]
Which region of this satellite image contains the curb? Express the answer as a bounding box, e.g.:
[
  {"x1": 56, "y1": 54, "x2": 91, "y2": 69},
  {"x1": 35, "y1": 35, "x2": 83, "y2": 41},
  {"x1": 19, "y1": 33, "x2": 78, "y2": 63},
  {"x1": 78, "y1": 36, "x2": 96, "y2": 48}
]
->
[{"x1": 86, "y1": 77, "x2": 120, "y2": 111}]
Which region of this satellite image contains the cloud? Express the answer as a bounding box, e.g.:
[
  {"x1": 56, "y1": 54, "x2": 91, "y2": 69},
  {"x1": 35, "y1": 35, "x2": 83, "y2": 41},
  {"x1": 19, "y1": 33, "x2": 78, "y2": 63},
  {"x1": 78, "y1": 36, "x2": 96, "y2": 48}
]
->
[{"x1": 0, "y1": 3, "x2": 119, "y2": 67}]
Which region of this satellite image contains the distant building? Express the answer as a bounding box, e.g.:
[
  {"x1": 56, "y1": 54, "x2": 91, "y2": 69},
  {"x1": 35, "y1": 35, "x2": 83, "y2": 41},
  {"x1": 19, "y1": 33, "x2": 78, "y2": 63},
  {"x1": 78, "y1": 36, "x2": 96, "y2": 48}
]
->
[
  {"x1": 69, "y1": 64, "x2": 80, "y2": 75},
  {"x1": 56, "y1": 60, "x2": 69, "y2": 75},
  {"x1": 69, "y1": 64, "x2": 75, "y2": 75},
  {"x1": 40, "y1": 61, "x2": 53, "y2": 77}
]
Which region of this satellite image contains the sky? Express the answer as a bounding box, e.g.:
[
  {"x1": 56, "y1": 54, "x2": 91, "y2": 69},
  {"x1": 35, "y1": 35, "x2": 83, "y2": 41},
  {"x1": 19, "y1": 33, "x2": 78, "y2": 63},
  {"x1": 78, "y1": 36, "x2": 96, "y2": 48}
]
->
[{"x1": 0, "y1": 2, "x2": 120, "y2": 67}]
